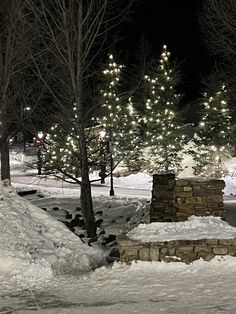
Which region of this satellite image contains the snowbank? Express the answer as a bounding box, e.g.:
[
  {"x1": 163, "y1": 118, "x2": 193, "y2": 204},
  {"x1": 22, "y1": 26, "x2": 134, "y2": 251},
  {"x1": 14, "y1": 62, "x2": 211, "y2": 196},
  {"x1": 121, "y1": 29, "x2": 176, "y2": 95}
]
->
[
  {"x1": 112, "y1": 172, "x2": 152, "y2": 190},
  {"x1": 0, "y1": 181, "x2": 105, "y2": 286},
  {"x1": 127, "y1": 216, "x2": 236, "y2": 242}
]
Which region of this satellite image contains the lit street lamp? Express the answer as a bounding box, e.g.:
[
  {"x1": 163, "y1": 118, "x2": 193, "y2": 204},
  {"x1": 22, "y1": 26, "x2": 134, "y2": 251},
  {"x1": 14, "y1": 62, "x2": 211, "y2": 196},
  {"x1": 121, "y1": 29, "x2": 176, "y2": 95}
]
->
[
  {"x1": 98, "y1": 130, "x2": 107, "y2": 184},
  {"x1": 36, "y1": 131, "x2": 43, "y2": 175}
]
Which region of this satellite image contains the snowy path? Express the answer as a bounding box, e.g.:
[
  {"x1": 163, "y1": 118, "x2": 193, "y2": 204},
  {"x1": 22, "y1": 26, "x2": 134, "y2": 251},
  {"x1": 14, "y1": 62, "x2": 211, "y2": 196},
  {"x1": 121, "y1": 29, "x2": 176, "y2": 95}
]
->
[
  {"x1": 11, "y1": 173, "x2": 152, "y2": 198},
  {"x1": 1, "y1": 258, "x2": 236, "y2": 314}
]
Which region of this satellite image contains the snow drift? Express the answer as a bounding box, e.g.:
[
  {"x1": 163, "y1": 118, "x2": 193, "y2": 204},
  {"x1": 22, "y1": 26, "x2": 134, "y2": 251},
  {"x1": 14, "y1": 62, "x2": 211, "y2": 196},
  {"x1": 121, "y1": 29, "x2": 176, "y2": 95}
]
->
[{"x1": 0, "y1": 181, "x2": 105, "y2": 286}]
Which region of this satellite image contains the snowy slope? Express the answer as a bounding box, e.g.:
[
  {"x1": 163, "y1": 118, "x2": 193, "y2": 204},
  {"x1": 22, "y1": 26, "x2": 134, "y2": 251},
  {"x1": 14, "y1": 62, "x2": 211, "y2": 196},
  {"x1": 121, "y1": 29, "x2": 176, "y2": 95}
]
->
[{"x1": 0, "y1": 181, "x2": 105, "y2": 288}]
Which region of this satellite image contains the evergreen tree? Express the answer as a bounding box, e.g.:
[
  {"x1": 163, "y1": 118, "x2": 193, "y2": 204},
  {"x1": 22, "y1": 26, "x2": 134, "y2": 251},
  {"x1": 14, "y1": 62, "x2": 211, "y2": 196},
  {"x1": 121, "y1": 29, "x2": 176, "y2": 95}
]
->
[
  {"x1": 143, "y1": 45, "x2": 187, "y2": 174},
  {"x1": 97, "y1": 54, "x2": 141, "y2": 171},
  {"x1": 192, "y1": 84, "x2": 233, "y2": 177}
]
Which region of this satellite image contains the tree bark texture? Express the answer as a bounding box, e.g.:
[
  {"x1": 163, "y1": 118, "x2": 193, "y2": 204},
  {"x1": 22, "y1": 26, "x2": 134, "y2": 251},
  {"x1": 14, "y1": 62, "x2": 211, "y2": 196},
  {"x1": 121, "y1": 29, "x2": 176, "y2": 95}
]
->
[{"x1": 0, "y1": 136, "x2": 10, "y2": 181}]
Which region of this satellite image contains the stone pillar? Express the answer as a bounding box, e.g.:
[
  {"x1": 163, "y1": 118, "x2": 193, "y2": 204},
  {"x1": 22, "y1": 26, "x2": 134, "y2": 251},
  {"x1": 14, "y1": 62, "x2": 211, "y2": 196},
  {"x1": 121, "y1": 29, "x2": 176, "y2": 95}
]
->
[
  {"x1": 150, "y1": 174, "x2": 176, "y2": 222},
  {"x1": 151, "y1": 175, "x2": 226, "y2": 222},
  {"x1": 175, "y1": 178, "x2": 226, "y2": 220}
]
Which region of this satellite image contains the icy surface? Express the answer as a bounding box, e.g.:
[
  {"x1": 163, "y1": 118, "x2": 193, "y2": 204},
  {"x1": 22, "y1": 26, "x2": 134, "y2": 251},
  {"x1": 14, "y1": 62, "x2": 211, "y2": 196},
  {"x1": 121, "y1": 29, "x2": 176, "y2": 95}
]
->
[{"x1": 127, "y1": 216, "x2": 236, "y2": 242}]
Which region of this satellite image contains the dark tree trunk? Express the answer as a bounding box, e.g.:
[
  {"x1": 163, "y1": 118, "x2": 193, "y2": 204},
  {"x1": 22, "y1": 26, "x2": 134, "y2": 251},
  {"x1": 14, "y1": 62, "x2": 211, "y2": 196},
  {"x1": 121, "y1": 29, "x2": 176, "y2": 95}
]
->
[
  {"x1": 74, "y1": 2, "x2": 96, "y2": 238},
  {"x1": 79, "y1": 129, "x2": 96, "y2": 238},
  {"x1": 164, "y1": 144, "x2": 169, "y2": 173},
  {"x1": 80, "y1": 168, "x2": 96, "y2": 238},
  {"x1": 1, "y1": 136, "x2": 10, "y2": 181}
]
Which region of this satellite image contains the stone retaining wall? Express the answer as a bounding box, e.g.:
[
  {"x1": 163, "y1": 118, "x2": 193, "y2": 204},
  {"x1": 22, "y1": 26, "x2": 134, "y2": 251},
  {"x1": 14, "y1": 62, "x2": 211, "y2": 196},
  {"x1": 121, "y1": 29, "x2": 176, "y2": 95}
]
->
[
  {"x1": 117, "y1": 234, "x2": 236, "y2": 264},
  {"x1": 151, "y1": 174, "x2": 225, "y2": 222}
]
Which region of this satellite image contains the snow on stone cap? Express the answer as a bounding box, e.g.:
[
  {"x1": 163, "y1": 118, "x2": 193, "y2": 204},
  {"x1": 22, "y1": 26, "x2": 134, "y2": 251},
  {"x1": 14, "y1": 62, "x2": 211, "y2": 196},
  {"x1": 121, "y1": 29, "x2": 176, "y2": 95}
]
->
[
  {"x1": 127, "y1": 216, "x2": 236, "y2": 242},
  {"x1": 0, "y1": 181, "x2": 105, "y2": 279}
]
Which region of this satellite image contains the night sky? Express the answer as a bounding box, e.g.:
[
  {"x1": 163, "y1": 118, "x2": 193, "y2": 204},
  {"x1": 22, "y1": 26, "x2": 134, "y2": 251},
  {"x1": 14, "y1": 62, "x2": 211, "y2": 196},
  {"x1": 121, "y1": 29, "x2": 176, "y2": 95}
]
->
[{"x1": 121, "y1": 0, "x2": 212, "y2": 104}]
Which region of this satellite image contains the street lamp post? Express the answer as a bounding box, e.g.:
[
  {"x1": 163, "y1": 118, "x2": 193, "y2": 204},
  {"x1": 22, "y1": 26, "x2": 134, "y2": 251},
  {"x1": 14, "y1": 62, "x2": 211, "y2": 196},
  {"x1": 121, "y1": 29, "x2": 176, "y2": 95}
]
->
[
  {"x1": 98, "y1": 130, "x2": 107, "y2": 184},
  {"x1": 98, "y1": 129, "x2": 114, "y2": 196},
  {"x1": 109, "y1": 129, "x2": 114, "y2": 196},
  {"x1": 109, "y1": 140, "x2": 115, "y2": 196},
  {"x1": 36, "y1": 131, "x2": 43, "y2": 175}
]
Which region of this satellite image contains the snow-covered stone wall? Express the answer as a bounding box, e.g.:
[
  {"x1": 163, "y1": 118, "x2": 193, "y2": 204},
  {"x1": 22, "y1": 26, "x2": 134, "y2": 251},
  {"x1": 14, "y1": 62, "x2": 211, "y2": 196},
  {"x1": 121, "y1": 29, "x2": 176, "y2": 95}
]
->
[
  {"x1": 151, "y1": 174, "x2": 225, "y2": 222},
  {"x1": 117, "y1": 234, "x2": 236, "y2": 264}
]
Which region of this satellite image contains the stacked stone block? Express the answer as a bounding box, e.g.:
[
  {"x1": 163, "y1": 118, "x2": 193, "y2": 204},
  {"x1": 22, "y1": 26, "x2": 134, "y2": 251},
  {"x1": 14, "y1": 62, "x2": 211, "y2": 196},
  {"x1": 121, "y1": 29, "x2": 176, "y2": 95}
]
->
[
  {"x1": 150, "y1": 174, "x2": 226, "y2": 222},
  {"x1": 150, "y1": 174, "x2": 176, "y2": 222},
  {"x1": 175, "y1": 178, "x2": 225, "y2": 221},
  {"x1": 117, "y1": 234, "x2": 236, "y2": 264}
]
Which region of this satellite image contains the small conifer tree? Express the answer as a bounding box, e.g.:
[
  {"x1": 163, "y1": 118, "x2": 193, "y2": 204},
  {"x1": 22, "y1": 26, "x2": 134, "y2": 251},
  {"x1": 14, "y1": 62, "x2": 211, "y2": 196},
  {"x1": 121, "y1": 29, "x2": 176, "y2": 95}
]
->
[
  {"x1": 192, "y1": 84, "x2": 233, "y2": 177},
  {"x1": 143, "y1": 45, "x2": 187, "y2": 174},
  {"x1": 97, "y1": 54, "x2": 141, "y2": 171}
]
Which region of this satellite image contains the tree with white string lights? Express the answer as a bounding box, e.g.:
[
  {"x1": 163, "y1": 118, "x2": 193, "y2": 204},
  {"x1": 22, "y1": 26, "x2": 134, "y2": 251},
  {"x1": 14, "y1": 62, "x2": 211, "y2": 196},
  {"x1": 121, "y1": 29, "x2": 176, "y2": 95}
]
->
[
  {"x1": 143, "y1": 45, "x2": 187, "y2": 174},
  {"x1": 191, "y1": 84, "x2": 233, "y2": 177},
  {"x1": 98, "y1": 54, "x2": 141, "y2": 171},
  {"x1": 42, "y1": 99, "x2": 100, "y2": 182}
]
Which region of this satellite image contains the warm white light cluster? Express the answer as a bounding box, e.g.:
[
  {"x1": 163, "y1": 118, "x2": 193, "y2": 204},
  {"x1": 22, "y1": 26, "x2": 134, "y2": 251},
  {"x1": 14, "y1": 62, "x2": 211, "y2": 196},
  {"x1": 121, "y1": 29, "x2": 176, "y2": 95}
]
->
[
  {"x1": 42, "y1": 99, "x2": 100, "y2": 178},
  {"x1": 193, "y1": 84, "x2": 233, "y2": 177},
  {"x1": 97, "y1": 55, "x2": 141, "y2": 167},
  {"x1": 143, "y1": 44, "x2": 186, "y2": 174}
]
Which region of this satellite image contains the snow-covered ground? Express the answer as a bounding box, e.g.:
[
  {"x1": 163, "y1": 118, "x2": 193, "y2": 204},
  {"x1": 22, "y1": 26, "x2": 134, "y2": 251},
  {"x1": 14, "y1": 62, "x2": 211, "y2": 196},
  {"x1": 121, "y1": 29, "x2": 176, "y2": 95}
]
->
[
  {"x1": 2, "y1": 256, "x2": 236, "y2": 313},
  {"x1": 127, "y1": 216, "x2": 236, "y2": 242},
  {"x1": 0, "y1": 180, "x2": 236, "y2": 313},
  {"x1": 1, "y1": 148, "x2": 236, "y2": 313},
  {"x1": 9, "y1": 145, "x2": 236, "y2": 196}
]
